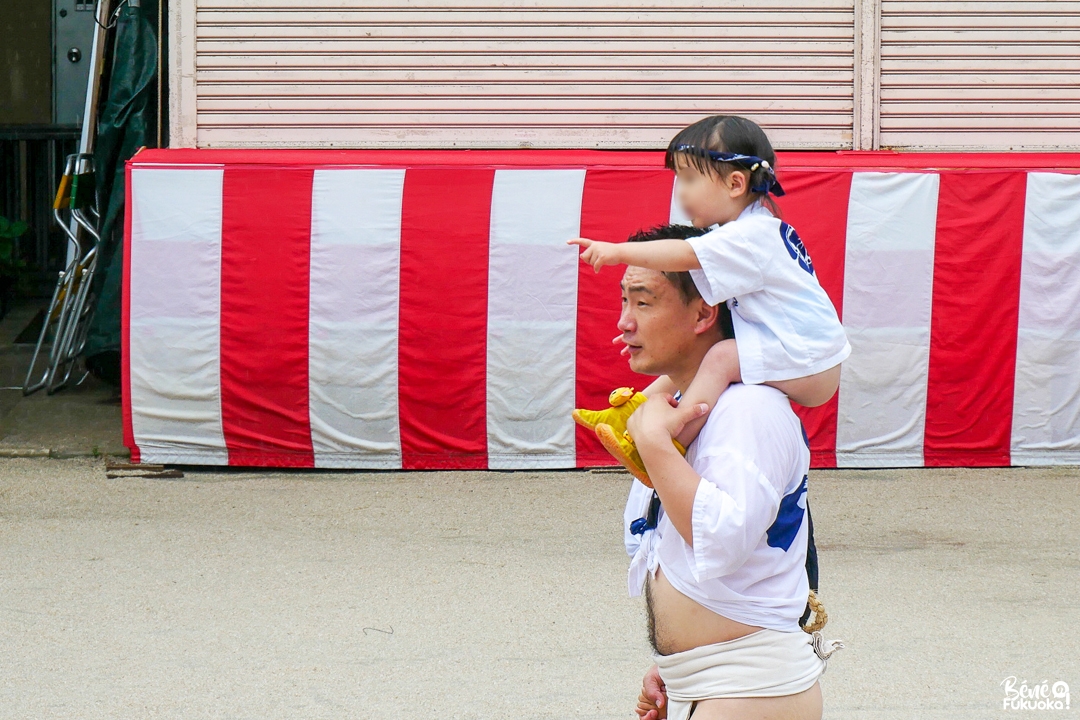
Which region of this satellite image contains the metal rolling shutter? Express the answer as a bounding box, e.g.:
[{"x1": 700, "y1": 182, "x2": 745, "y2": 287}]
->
[
  {"x1": 188, "y1": 0, "x2": 855, "y2": 149},
  {"x1": 880, "y1": 1, "x2": 1080, "y2": 151}
]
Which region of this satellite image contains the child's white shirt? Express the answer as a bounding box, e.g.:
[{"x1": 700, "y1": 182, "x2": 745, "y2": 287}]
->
[{"x1": 686, "y1": 202, "x2": 850, "y2": 384}]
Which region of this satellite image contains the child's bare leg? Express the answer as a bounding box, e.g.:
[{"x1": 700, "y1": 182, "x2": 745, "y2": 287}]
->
[
  {"x1": 672, "y1": 339, "x2": 741, "y2": 448},
  {"x1": 767, "y1": 364, "x2": 842, "y2": 408}
]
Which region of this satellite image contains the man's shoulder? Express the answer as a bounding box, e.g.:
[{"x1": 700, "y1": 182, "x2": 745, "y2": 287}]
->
[
  {"x1": 687, "y1": 383, "x2": 809, "y2": 492},
  {"x1": 712, "y1": 383, "x2": 791, "y2": 414},
  {"x1": 690, "y1": 384, "x2": 802, "y2": 458}
]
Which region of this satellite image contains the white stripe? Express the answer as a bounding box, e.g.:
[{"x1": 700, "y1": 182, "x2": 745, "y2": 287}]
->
[
  {"x1": 129, "y1": 168, "x2": 228, "y2": 464},
  {"x1": 836, "y1": 172, "x2": 939, "y2": 467},
  {"x1": 1011, "y1": 172, "x2": 1080, "y2": 465},
  {"x1": 486, "y1": 169, "x2": 585, "y2": 468},
  {"x1": 308, "y1": 169, "x2": 405, "y2": 469}
]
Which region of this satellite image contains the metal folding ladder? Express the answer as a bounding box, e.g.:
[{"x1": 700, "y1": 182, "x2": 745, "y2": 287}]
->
[
  {"x1": 22, "y1": 0, "x2": 118, "y2": 395},
  {"x1": 22, "y1": 153, "x2": 101, "y2": 395}
]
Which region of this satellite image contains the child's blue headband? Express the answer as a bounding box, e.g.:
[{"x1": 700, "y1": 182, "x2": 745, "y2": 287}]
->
[{"x1": 672, "y1": 143, "x2": 786, "y2": 197}]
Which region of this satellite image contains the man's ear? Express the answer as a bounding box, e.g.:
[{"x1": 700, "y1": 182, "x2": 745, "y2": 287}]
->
[{"x1": 692, "y1": 299, "x2": 720, "y2": 336}]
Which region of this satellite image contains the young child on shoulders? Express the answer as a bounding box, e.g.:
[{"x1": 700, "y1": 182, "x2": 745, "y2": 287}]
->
[{"x1": 569, "y1": 115, "x2": 850, "y2": 486}]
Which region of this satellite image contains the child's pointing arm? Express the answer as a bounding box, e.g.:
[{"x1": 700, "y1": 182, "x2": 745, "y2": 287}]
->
[{"x1": 567, "y1": 237, "x2": 702, "y2": 273}]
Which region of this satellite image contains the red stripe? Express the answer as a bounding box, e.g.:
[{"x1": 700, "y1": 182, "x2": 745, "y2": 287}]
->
[
  {"x1": 134, "y1": 148, "x2": 1080, "y2": 174},
  {"x1": 775, "y1": 171, "x2": 853, "y2": 469},
  {"x1": 924, "y1": 172, "x2": 1025, "y2": 466},
  {"x1": 121, "y1": 160, "x2": 139, "y2": 463},
  {"x1": 575, "y1": 169, "x2": 675, "y2": 466},
  {"x1": 219, "y1": 168, "x2": 315, "y2": 467},
  {"x1": 398, "y1": 169, "x2": 493, "y2": 469}
]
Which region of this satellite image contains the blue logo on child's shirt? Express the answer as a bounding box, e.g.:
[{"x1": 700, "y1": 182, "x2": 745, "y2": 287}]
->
[
  {"x1": 766, "y1": 474, "x2": 808, "y2": 551},
  {"x1": 779, "y1": 222, "x2": 814, "y2": 275}
]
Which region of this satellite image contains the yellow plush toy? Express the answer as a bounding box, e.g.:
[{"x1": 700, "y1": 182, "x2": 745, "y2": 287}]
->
[
  {"x1": 574, "y1": 387, "x2": 685, "y2": 488},
  {"x1": 571, "y1": 386, "x2": 647, "y2": 435}
]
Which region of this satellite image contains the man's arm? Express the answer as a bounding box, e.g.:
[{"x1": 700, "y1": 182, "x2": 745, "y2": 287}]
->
[
  {"x1": 568, "y1": 238, "x2": 701, "y2": 273},
  {"x1": 635, "y1": 434, "x2": 700, "y2": 548},
  {"x1": 627, "y1": 395, "x2": 708, "y2": 547}
]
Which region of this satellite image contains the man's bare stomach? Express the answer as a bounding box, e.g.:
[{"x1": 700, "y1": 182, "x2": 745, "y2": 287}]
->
[
  {"x1": 644, "y1": 564, "x2": 823, "y2": 719},
  {"x1": 645, "y1": 563, "x2": 764, "y2": 656}
]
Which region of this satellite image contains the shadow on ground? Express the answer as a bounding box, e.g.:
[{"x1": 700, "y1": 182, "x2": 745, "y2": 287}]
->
[{"x1": 0, "y1": 301, "x2": 125, "y2": 458}]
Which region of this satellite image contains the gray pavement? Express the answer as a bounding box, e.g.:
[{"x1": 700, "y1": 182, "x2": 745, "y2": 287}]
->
[
  {"x1": 2, "y1": 300, "x2": 1078, "y2": 718},
  {"x1": 0, "y1": 302, "x2": 127, "y2": 459},
  {"x1": 2, "y1": 459, "x2": 1078, "y2": 719}
]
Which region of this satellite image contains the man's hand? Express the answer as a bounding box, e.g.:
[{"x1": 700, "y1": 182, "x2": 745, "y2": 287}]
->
[
  {"x1": 635, "y1": 664, "x2": 667, "y2": 720},
  {"x1": 567, "y1": 237, "x2": 623, "y2": 273},
  {"x1": 627, "y1": 393, "x2": 709, "y2": 448}
]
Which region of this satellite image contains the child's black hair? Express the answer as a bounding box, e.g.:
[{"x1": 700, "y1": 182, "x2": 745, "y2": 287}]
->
[{"x1": 664, "y1": 115, "x2": 781, "y2": 215}]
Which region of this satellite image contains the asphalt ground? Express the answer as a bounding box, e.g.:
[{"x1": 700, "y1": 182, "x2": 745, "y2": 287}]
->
[{"x1": 2, "y1": 458, "x2": 1077, "y2": 719}]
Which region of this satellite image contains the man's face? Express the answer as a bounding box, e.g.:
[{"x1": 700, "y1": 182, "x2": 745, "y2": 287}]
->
[{"x1": 617, "y1": 266, "x2": 705, "y2": 377}]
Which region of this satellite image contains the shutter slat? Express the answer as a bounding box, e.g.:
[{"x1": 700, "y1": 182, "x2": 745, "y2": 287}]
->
[
  {"x1": 879, "y1": 1, "x2": 1080, "y2": 150},
  {"x1": 196, "y1": 125, "x2": 852, "y2": 149},
  {"x1": 193, "y1": 0, "x2": 855, "y2": 148},
  {"x1": 200, "y1": 0, "x2": 853, "y2": 8},
  {"x1": 198, "y1": 53, "x2": 855, "y2": 69},
  {"x1": 197, "y1": 83, "x2": 855, "y2": 99}
]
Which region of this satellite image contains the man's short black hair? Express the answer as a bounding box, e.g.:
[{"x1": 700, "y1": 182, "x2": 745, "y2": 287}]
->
[{"x1": 626, "y1": 223, "x2": 734, "y2": 340}]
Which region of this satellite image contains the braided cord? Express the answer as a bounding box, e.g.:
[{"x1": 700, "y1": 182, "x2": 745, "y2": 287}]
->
[{"x1": 801, "y1": 589, "x2": 828, "y2": 633}]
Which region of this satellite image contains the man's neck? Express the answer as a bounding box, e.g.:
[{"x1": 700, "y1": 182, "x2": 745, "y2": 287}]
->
[
  {"x1": 666, "y1": 341, "x2": 717, "y2": 397},
  {"x1": 668, "y1": 366, "x2": 699, "y2": 397}
]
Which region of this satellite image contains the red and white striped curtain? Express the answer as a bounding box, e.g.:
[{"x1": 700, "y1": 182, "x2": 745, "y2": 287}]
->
[{"x1": 122, "y1": 149, "x2": 1080, "y2": 469}]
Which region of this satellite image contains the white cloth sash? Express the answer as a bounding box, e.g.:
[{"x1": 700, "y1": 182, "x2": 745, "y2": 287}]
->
[{"x1": 653, "y1": 627, "x2": 841, "y2": 720}]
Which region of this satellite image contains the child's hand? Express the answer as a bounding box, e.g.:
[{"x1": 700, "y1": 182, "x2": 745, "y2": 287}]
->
[{"x1": 567, "y1": 237, "x2": 623, "y2": 273}]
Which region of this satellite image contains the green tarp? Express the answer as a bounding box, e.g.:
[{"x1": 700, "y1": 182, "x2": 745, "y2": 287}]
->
[{"x1": 83, "y1": 0, "x2": 158, "y2": 383}]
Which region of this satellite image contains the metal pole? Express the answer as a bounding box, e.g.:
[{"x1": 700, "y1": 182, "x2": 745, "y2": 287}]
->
[
  {"x1": 18, "y1": 140, "x2": 30, "y2": 225},
  {"x1": 66, "y1": 0, "x2": 112, "y2": 267},
  {"x1": 157, "y1": 0, "x2": 163, "y2": 149},
  {"x1": 44, "y1": 140, "x2": 56, "y2": 272}
]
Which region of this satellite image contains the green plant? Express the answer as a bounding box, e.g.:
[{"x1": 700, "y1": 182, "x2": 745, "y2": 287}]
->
[{"x1": 0, "y1": 216, "x2": 29, "y2": 278}]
